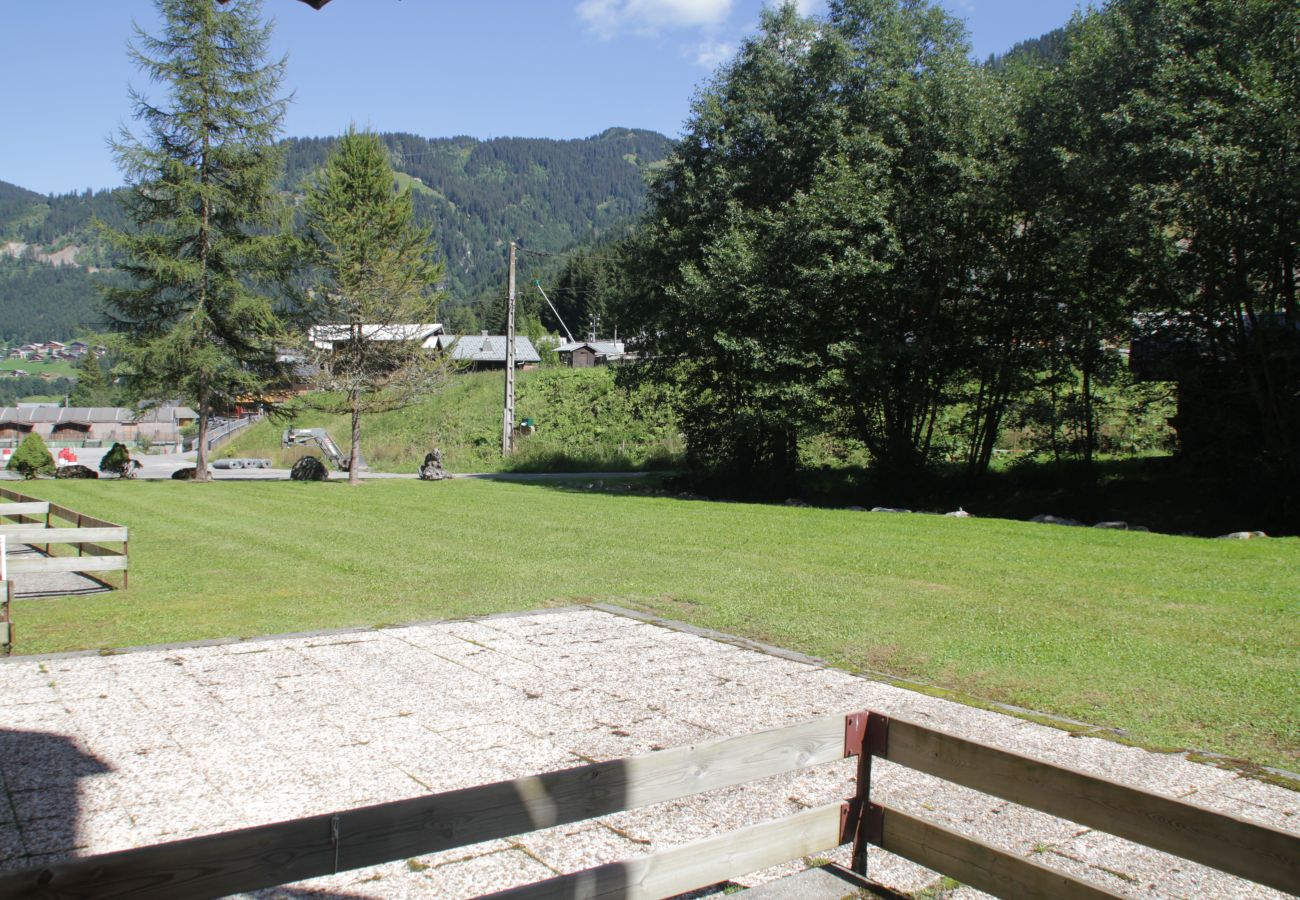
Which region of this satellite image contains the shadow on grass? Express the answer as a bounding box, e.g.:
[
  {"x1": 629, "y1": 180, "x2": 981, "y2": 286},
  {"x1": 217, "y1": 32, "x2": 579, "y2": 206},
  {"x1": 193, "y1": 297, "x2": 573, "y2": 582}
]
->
[{"x1": 513, "y1": 454, "x2": 1298, "y2": 537}]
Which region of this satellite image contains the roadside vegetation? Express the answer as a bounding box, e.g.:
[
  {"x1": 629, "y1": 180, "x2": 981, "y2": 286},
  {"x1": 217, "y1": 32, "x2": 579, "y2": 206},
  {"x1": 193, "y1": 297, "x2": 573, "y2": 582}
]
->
[
  {"x1": 222, "y1": 368, "x2": 683, "y2": 474},
  {"x1": 10, "y1": 478, "x2": 1298, "y2": 773}
]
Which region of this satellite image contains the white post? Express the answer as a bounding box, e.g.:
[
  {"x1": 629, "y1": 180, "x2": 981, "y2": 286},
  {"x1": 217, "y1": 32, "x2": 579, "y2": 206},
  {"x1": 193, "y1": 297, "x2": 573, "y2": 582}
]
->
[{"x1": 1, "y1": 534, "x2": 6, "y2": 582}]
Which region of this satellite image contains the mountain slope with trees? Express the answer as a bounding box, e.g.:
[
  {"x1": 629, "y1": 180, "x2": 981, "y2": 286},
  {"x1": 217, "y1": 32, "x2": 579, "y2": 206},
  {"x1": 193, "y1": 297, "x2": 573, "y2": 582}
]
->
[{"x1": 0, "y1": 129, "x2": 673, "y2": 343}]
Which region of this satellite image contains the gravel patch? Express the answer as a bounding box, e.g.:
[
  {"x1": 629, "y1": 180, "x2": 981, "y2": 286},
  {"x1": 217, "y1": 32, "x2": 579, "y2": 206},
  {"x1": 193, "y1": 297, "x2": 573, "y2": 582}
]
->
[{"x1": 0, "y1": 606, "x2": 1294, "y2": 899}]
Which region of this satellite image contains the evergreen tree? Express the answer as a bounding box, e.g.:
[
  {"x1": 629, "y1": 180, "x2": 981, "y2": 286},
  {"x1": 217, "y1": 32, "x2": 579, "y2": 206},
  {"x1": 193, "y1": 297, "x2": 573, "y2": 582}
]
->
[
  {"x1": 297, "y1": 129, "x2": 447, "y2": 485},
  {"x1": 8, "y1": 433, "x2": 55, "y2": 479},
  {"x1": 69, "y1": 352, "x2": 112, "y2": 407},
  {"x1": 100, "y1": 0, "x2": 289, "y2": 482}
]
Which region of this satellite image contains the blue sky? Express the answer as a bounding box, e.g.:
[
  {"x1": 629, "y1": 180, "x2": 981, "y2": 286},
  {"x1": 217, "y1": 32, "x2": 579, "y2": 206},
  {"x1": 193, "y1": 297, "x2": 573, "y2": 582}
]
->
[{"x1": 1, "y1": 0, "x2": 1086, "y2": 195}]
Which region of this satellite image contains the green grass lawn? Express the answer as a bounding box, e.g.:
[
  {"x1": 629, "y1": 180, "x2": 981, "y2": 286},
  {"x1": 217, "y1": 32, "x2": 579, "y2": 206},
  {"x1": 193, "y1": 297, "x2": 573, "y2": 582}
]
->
[
  {"x1": 0, "y1": 357, "x2": 77, "y2": 378},
  {"x1": 8, "y1": 478, "x2": 1298, "y2": 772}
]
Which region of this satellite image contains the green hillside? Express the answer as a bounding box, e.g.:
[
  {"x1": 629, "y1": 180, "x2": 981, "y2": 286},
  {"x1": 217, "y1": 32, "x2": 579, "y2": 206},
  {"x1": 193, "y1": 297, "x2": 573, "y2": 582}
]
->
[
  {"x1": 223, "y1": 367, "x2": 682, "y2": 474},
  {"x1": 0, "y1": 129, "x2": 673, "y2": 342}
]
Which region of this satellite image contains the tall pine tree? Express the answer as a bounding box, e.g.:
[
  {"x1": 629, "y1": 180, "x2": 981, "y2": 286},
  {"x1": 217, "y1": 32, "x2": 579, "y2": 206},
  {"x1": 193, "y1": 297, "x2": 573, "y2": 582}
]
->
[
  {"x1": 297, "y1": 129, "x2": 446, "y2": 485},
  {"x1": 102, "y1": 0, "x2": 289, "y2": 481}
]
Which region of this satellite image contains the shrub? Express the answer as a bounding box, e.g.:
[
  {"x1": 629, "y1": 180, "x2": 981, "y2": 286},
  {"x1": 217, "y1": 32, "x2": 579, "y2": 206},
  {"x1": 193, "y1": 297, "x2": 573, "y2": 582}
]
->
[
  {"x1": 100, "y1": 442, "x2": 136, "y2": 478},
  {"x1": 55, "y1": 464, "x2": 99, "y2": 479},
  {"x1": 7, "y1": 433, "x2": 55, "y2": 479}
]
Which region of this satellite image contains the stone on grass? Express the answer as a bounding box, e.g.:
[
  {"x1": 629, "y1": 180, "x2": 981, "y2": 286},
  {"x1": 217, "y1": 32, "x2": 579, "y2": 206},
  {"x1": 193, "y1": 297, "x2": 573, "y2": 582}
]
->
[
  {"x1": 1031, "y1": 514, "x2": 1084, "y2": 527},
  {"x1": 945, "y1": 508, "x2": 972, "y2": 518},
  {"x1": 290, "y1": 456, "x2": 329, "y2": 482},
  {"x1": 418, "y1": 449, "x2": 449, "y2": 481},
  {"x1": 1094, "y1": 521, "x2": 1128, "y2": 530},
  {"x1": 871, "y1": 507, "x2": 911, "y2": 514},
  {"x1": 1219, "y1": 531, "x2": 1266, "y2": 540},
  {"x1": 54, "y1": 465, "x2": 98, "y2": 479}
]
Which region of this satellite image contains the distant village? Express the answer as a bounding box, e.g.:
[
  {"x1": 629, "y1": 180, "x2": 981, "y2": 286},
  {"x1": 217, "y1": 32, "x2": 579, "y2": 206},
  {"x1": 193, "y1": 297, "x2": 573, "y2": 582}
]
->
[{"x1": 3, "y1": 339, "x2": 104, "y2": 379}]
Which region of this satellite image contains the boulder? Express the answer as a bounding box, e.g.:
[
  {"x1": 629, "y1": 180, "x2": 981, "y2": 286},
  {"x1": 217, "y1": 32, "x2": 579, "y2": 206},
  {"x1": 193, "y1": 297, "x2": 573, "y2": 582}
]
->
[
  {"x1": 871, "y1": 507, "x2": 911, "y2": 514},
  {"x1": 290, "y1": 456, "x2": 329, "y2": 482},
  {"x1": 1031, "y1": 514, "x2": 1085, "y2": 527},
  {"x1": 1094, "y1": 521, "x2": 1129, "y2": 530},
  {"x1": 55, "y1": 464, "x2": 98, "y2": 479},
  {"x1": 945, "y1": 508, "x2": 972, "y2": 518},
  {"x1": 418, "y1": 448, "x2": 449, "y2": 481},
  {"x1": 1219, "y1": 530, "x2": 1266, "y2": 540}
]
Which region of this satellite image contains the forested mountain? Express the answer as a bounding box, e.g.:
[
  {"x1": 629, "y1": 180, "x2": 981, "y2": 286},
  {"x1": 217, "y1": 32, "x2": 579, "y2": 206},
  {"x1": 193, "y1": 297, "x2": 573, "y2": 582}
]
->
[
  {"x1": 985, "y1": 26, "x2": 1070, "y2": 70},
  {"x1": 0, "y1": 128, "x2": 673, "y2": 341}
]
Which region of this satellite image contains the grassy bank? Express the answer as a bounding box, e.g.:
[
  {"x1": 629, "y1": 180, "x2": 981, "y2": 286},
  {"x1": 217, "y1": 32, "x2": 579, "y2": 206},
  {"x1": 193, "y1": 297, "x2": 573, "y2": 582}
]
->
[
  {"x1": 222, "y1": 368, "x2": 681, "y2": 474},
  {"x1": 10, "y1": 478, "x2": 1298, "y2": 772}
]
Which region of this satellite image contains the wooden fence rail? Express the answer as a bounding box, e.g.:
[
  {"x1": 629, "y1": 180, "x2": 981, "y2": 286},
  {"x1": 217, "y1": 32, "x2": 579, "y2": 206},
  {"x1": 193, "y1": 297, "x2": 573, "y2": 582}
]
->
[
  {"x1": 0, "y1": 710, "x2": 1294, "y2": 900},
  {"x1": 0, "y1": 488, "x2": 129, "y2": 653}
]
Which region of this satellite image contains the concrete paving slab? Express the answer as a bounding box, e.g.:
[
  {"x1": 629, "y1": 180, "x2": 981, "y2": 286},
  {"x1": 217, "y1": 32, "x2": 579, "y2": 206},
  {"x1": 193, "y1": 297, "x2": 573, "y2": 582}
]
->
[{"x1": 0, "y1": 606, "x2": 1295, "y2": 900}]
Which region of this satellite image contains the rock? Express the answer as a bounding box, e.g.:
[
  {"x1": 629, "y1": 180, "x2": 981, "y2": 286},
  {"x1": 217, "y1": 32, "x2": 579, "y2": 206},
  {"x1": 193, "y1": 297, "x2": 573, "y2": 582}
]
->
[
  {"x1": 871, "y1": 507, "x2": 911, "y2": 513},
  {"x1": 418, "y1": 449, "x2": 449, "y2": 481},
  {"x1": 171, "y1": 467, "x2": 197, "y2": 480},
  {"x1": 290, "y1": 456, "x2": 329, "y2": 482},
  {"x1": 1094, "y1": 521, "x2": 1128, "y2": 530},
  {"x1": 55, "y1": 464, "x2": 98, "y2": 479},
  {"x1": 1031, "y1": 514, "x2": 1085, "y2": 527},
  {"x1": 945, "y1": 508, "x2": 972, "y2": 518},
  {"x1": 1219, "y1": 530, "x2": 1266, "y2": 540}
]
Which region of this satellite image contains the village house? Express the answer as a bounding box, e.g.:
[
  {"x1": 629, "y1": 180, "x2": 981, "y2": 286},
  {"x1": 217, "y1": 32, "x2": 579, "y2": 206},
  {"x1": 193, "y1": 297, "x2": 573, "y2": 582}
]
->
[{"x1": 554, "y1": 339, "x2": 630, "y2": 368}]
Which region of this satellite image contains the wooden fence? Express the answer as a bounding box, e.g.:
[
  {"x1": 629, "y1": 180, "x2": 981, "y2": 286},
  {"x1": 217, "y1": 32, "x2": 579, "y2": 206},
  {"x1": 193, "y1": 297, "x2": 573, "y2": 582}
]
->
[
  {"x1": 0, "y1": 487, "x2": 128, "y2": 652},
  {"x1": 0, "y1": 709, "x2": 1294, "y2": 899}
]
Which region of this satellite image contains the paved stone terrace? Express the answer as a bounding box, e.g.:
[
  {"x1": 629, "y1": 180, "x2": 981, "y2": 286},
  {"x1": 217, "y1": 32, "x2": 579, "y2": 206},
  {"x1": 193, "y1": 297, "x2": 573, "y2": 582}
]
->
[{"x1": 0, "y1": 607, "x2": 1295, "y2": 899}]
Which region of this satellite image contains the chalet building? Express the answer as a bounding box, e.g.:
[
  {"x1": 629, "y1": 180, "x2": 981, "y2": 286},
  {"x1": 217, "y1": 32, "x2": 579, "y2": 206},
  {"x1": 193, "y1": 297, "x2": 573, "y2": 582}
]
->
[
  {"x1": 555, "y1": 340, "x2": 629, "y2": 368},
  {"x1": 0, "y1": 406, "x2": 197, "y2": 447},
  {"x1": 449, "y1": 333, "x2": 541, "y2": 370}
]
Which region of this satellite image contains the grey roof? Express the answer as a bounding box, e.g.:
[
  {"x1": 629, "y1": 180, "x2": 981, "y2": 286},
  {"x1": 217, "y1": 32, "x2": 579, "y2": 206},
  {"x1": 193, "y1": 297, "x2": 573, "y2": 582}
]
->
[
  {"x1": 449, "y1": 334, "x2": 541, "y2": 364},
  {"x1": 555, "y1": 341, "x2": 625, "y2": 355},
  {"x1": 0, "y1": 406, "x2": 197, "y2": 425}
]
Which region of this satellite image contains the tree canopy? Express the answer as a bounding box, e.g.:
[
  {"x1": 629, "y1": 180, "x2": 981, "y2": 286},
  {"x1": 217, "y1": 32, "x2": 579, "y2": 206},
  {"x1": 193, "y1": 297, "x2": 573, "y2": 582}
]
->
[{"x1": 100, "y1": 0, "x2": 290, "y2": 480}]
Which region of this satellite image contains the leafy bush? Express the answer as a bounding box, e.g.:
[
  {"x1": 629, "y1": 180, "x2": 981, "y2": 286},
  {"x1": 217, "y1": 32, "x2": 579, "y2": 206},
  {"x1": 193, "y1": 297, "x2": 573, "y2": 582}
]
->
[
  {"x1": 100, "y1": 442, "x2": 135, "y2": 478},
  {"x1": 7, "y1": 433, "x2": 55, "y2": 479}
]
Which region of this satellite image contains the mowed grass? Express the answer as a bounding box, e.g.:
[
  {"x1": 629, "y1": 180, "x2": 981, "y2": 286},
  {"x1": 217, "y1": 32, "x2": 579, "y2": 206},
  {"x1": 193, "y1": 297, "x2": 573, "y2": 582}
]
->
[{"x1": 9, "y1": 478, "x2": 1299, "y2": 771}]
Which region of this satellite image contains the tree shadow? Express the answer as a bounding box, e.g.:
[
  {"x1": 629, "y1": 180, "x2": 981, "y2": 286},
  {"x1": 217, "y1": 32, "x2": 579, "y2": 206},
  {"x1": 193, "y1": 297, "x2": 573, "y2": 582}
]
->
[{"x1": 0, "y1": 729, "x2": 109, "y2": 872}]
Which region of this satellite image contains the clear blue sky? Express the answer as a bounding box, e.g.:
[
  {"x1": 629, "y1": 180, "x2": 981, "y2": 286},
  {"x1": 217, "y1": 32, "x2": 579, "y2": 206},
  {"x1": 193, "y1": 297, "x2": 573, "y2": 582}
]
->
[{"x1": 1, "y1": 0, "x2": 1085, "y2": 195}]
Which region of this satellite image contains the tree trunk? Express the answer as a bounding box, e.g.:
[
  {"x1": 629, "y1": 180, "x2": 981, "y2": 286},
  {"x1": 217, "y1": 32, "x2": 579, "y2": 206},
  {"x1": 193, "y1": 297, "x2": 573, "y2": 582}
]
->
[
  {"x1": 194, "y1": 395, "x2": 212, "y2": 483},
  {"x1": 349, "y1": 389, "x2": 362, "y2": 486}
]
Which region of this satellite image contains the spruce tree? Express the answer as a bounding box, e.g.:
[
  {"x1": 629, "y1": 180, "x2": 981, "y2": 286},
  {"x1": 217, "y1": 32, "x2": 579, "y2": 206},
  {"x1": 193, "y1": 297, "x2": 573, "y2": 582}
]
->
[
  {"x1": 101, "y1": 0, "x2": 289, "y2": 482},
  {"x1": 298, "y1": 129, "x2": 446, "y2": 485},
  {"x1": 69, "y1": 352, "x2": 111, "y2": 407}
]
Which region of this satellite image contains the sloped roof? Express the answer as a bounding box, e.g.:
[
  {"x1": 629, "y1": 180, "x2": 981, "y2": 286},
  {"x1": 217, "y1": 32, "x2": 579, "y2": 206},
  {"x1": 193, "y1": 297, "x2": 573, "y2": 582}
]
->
[
  {"x1": 556, "y1": 341, "x2": 625, "y2": 355},
  {"x1": 0, "y1": 406, "x2": 197, "y2": 425},
  {"x1": 309, "y1": 324, "x2": 444, "y2": 350},
  {"x1": 449, "y1": 334, "x2": 541, "y2": 364}
]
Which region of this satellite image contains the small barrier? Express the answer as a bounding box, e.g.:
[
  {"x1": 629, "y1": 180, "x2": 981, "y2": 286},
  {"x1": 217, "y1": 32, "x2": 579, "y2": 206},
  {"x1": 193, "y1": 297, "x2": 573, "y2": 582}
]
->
[
  {"x1": 0, "y1": 709, "x2": 1293, "y2": 899},
  {"x1": 0, "y1": 487, "x2": 129, "y2": 653}
]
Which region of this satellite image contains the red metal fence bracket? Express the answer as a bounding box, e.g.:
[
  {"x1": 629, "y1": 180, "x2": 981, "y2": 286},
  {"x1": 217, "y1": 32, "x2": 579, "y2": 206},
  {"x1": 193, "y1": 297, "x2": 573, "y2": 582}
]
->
[
  {"x1": 844, "y1": 711, "x2": 892, "y2": 875},
  {"x1": 844, "y1": 712, "x2": 868, "y2": 758}
]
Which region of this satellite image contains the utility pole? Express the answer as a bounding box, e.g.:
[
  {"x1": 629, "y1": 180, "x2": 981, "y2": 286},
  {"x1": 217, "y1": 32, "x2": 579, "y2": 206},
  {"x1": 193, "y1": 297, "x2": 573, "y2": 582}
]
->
[{"x1": 502, "y1": 241, "x2": 516, "y2": 456}]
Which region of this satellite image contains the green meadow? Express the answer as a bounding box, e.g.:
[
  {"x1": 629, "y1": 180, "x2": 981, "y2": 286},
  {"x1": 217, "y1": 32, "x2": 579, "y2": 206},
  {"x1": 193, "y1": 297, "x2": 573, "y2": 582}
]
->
[{"x1": 8, "y1": 477, "x2": 1298, "y2": 773}]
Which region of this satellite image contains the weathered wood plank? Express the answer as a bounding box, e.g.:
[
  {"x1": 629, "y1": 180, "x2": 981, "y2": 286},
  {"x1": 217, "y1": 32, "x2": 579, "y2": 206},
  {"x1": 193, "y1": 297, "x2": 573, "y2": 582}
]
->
[
  {"x1": 0, "y1": 502, "x2": 51, "y2": 517},
  {"x1": 5, "y1": 555, "x2": 128, "y2": 575},
  {"x1": 881, "y1": 717, "x2": 1300, "y2": 895},
  {"x1": 0, "y1": 715, "x2": 845, "y2": 899},
  {"x1": 877, "y1": 803, "x2": 1123, "y2": 899},
  {"x1": 0, "y1": 526, "x2": 128, "y2": 543},
  {"x1": 480, "y1": 803, "x2": 845, "y2": 900},
  {"x1": 47, "y1": 503, "x2": 122, "y2": 530}
]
